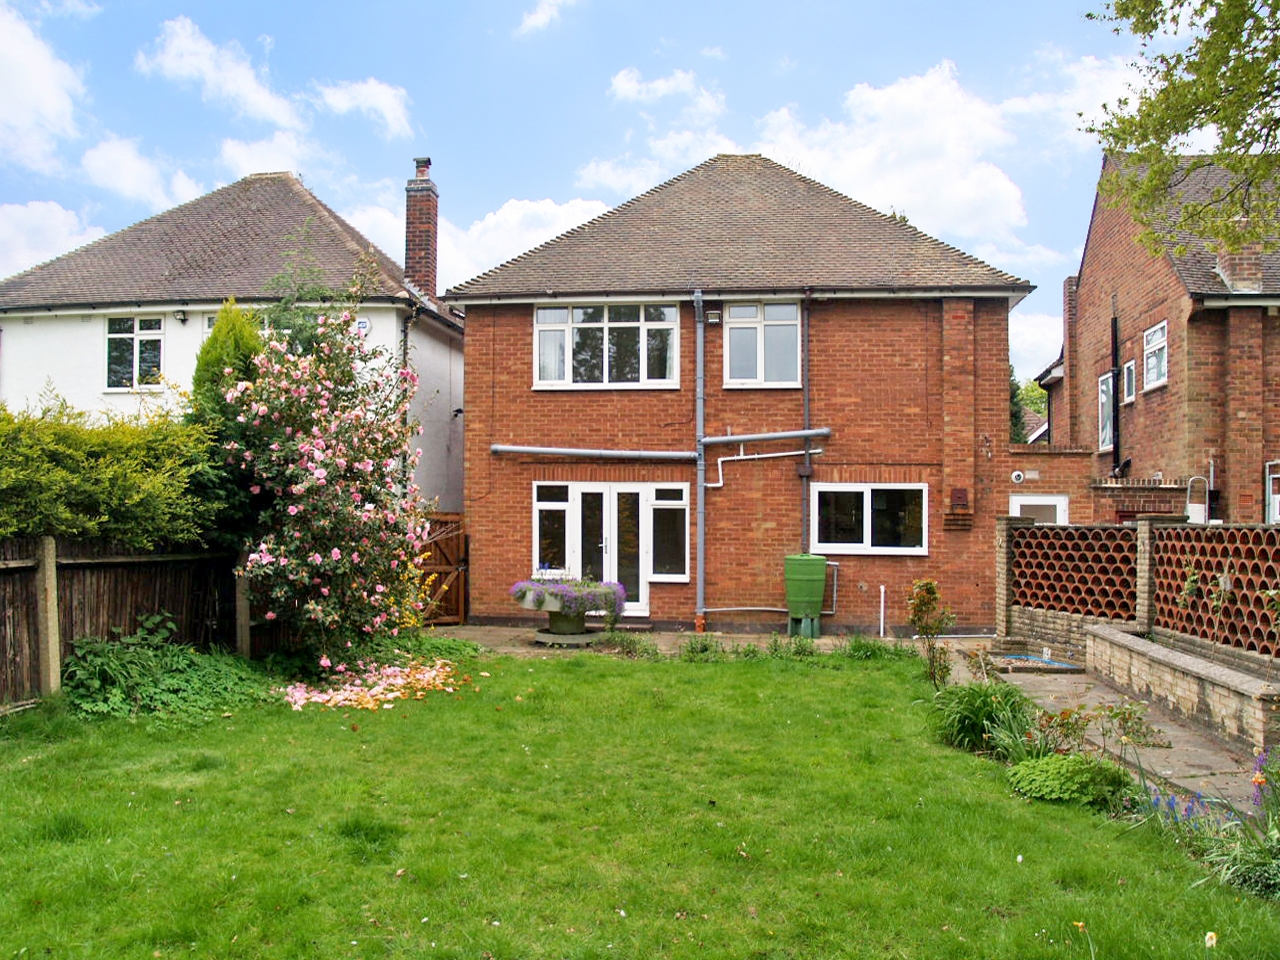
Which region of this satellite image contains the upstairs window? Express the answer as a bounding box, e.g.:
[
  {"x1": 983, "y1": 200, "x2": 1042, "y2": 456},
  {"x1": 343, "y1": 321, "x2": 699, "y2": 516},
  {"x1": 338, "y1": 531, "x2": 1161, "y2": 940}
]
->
[
  {"x1": 724, "y1": 302, "x2": 800, "y2": 387},
  {"x1": 106, "y1": 317, "x2": 163, "y2": 389},
  {"x1": 1144, "y1": 320, "x2": 1168, "y2": 389},
  {"x1": 534, "y1": 304, "x2": 678, "y2": 388},
  {"x1": 1098, "y1": 372, "x2": 1114, "y2": 451},
  {"x1": 1121, "y1": 359, "x2": 1136, "y2": 403}
]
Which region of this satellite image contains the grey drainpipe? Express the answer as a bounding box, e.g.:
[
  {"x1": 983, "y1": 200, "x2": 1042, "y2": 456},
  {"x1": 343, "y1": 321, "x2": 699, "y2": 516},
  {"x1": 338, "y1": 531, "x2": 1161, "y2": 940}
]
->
[
  {"x1": 801, "y1": 289, "x2": 813, "y2": 551},
  {"x1": 694, "y1": 289, "x2": 707, "y2": 631}
]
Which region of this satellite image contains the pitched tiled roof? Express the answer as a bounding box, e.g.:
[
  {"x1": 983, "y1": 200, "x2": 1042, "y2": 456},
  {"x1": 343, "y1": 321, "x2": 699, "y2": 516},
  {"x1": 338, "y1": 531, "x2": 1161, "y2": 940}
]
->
[
  {"x1": 446, "y1": 154, "x2": 1031, "y2": 300},
  {"x1": 0, "y1": 172, "x2": 409, "y2": 311},
  {"x1": 1148, "y1": 160, "x2": 1280, "y2": 296}
]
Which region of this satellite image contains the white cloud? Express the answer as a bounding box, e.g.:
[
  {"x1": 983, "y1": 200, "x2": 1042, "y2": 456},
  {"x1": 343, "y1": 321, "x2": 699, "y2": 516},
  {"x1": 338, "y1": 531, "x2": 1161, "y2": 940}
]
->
[
  {"x1": 219, "y1": 131, "x2": 313, "y2": 178},
  {"x1": 701, "y1": 46, "x2": 726, "y2": 60},
  {"x1": 516, "y1": 0, "x2": 578, "y2": 35},
  {"x1": 971, "y1": 239, "x2": 1071, "y2": 273},
  {"x1": 753, "y1": 62, "x2": 1025, "y2": 241},
  {"x1": 1003, "y1": 49, "x2": 1142, "y2": 149},
  {"x1": 0, "y1": 200, "x2": 104, "y2": 279},
  {"x1": 342, "y1": 203, "x2": 404, "y2": 265},
  {"x1": 438, "y1": 197, "x2": 609, "y2": 291},
  {"x1": 135, "y1": 16, "x2": 303, "y2": 130},
  {"x1": 316, "y1": 78, "x2": 412, "y2": 139},
  {"x1": 575, "y1": 155, "x2": 667, "y2": 195},
  {"x1": 610, "y1": 67, "x2": 697, "y2": 102},
  {"x1": 81, "y1": 135, "x2": 202, "y2": 210},
  {"x1": 0, "y1": 3, "x2": 83, "y2": 173},
  {"x1": 37, "y1": 0, "x2": 101, "y2": 16},
  {"x1": 1009, "y1": 310, "x2": 1064, "y2": 381}
]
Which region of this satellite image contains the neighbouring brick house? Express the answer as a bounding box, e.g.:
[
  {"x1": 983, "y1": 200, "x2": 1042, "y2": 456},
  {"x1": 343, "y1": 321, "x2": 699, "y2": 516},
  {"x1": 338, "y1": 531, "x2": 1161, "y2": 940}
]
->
[
  {"x1": 1024, "y1": 156, "x2": 1280, "y2": 525},
  {"x1": 0, "y1": 159, "x2": 464, "y2": 510},
  {"x1": 446, "y1": 154, "x2": 1032, "y2": 631}
]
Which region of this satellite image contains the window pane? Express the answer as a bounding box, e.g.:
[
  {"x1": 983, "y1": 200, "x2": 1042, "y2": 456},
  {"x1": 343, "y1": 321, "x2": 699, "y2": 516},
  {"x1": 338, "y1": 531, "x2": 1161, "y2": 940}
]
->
[
  {"x1": 608, "y1": 326, "x2": 640, "y2": 382},
  {"x1": 1146, "y1": 347, "x2": 1166, "y2": 384},
  {"x1": 108, "y1": 317, "x2": 134, "y2": 334},
  {"x1": 818, "y1": 490, "x2": 864, "y2": 544},
  {"x1": 615, "y1": 492, "x2": 640, "y2": 601},
  {"x1": 1098, "y1": 375, "x2": 1114, "y2": 448},
  {"x1": 537, "y1": 485, "x2": 569, "y2": 502},
  {"x1": 573, "y1": 306, "x2": 604, "y2": 324},
  {"x1": 728, "y1": 327, "x2": 757, "y2": 380},
  {"x1": 536, "y1": 307, "x2": 569, "y2": 324},
  {"x1": 645, "y1": 305, "x2": 677, "y2": 324},
  {"x1": 870, "y1": 489, "x2": 924, "y2": 548},
  {"x1": 537, "y1": 509, "x2": 566, "y2": 570},
  {"x1": 572, "y1": 327, "x2": 604, "y2": 382},
  {"x1": 653, "y1": 507, "x2": 686, "y2": 575},
  {"x1": 646, "y1": 327, "x2": 673, "y2": 380},
  {"x1": 580, "y1": 492, "x2": 604, "y2": 582},
  {"x1": 106, "y1": 338, "x2": 134, "y2": 388},
  {"x1": 610, "y1": 304, "x2": 640, "y2": 323},
  {"x1": 137, "y1": 338, "x2": 162, "y2": 384},
  {"x1": 763, "y1": 323, "x2": 798, "y2": 382},
  {"x1": 763, "y1": 303, "x2": 798, "y2": 321},
  {"x1": 654, "y1": 487, "x2": 684, "y2": 501},
  {"x1": 728, "y1": 304, "x2": 758, "y2": 319},
  {"x1": 138, "y1": 318, "x2": 162, "y2": 332},
  {"x1": 538, "y1": 329, "x2": 565, "y2": 381}
]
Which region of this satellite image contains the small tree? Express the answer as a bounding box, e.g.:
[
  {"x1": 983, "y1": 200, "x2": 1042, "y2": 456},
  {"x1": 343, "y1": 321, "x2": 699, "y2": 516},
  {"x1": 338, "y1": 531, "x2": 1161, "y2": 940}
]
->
[
  {"x1": 907, "y1": 578, "x2": 956, "y2": 691},
  {"x1": 224, "y1": 312, "x2": 431, "y2": 652},
  {"x1": 1009, "y1": 365, "x2": 1027, "y2": 443}
]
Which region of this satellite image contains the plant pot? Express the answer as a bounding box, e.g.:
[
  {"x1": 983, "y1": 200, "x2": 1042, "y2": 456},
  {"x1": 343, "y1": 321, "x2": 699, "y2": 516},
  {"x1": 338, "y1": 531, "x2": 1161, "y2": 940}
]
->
[{"x1": 546, "y1": 609, "x2": 588, "y2": 635}]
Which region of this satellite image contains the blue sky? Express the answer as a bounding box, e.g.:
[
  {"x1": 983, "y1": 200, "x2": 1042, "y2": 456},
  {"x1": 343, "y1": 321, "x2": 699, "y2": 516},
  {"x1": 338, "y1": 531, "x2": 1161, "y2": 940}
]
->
[{"x1": 1, "y1": 0, "x2": 1153, "y2": 379}]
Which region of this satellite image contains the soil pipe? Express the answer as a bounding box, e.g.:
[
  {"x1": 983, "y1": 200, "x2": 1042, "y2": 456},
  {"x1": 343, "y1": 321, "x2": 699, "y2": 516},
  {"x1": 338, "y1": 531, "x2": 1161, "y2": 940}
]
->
[
  {"x1": 801, "y1": 289, "x2": 813, "y2": 551},
  {"x1": 1110, "y1": 294, "x2": 1121, "y2": 476},
  {"x1": 695, "y1": 289, "x2": 707, "y2": 632}
]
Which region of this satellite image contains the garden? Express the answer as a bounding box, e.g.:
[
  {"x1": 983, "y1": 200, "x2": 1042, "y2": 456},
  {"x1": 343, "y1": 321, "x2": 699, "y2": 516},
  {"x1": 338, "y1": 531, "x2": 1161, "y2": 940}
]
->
[{"x1": 3, "y1": 632, "x2": 1280, "y2": 959}]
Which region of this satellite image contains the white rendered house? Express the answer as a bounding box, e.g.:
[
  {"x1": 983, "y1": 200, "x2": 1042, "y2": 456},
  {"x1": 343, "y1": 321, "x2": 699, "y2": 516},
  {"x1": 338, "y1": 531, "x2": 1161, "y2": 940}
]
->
[{"x1": 0, "y1": 162, "x2": 463, "y2": 511}]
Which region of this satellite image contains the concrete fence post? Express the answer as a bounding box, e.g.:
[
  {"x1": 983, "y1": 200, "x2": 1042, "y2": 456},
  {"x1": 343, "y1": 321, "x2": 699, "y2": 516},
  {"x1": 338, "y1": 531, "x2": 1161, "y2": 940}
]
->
[
  {"x1": 35, "y1": 535, "x2": 61, "y2": 695},
  {"x1": 995, "y1": 515, "x2": 1035, "y2": 640}
]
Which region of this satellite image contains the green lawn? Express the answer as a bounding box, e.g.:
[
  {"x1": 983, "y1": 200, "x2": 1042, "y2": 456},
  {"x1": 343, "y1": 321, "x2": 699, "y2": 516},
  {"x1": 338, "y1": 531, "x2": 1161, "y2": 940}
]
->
[{"x1": 2, "y1": 651, "x2": 1276, "y2": 959}]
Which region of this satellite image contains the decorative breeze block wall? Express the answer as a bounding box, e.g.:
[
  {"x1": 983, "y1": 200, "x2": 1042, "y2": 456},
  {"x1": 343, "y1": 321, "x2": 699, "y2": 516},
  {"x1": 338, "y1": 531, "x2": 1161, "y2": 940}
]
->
[
  {"x1": 1154, "y1": 526, "x2": 1280, "y2": 657},
  {"x1": 1010, "y1": 525, "x2": 1137, "y2": 621}
]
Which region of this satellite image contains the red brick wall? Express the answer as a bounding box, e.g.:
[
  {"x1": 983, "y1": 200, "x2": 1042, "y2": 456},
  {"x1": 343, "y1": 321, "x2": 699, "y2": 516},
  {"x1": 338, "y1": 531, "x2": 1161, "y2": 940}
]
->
[
  {"x1": 463, "y1": 296, "x2": 1014, "y2": 630},
  {"x1": 1071, "y1": 192, "x2": 1197, "y2": 482}
]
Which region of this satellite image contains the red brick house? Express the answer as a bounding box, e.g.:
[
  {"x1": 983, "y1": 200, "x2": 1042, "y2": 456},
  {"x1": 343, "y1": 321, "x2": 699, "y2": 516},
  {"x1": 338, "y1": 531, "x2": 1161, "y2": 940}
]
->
[
  {"x1": 446, "y1": 155, "x2": 1032, "y2": 631},
  {"x1": 1032, "y1": 156, "x2": 1280, "y2": 524}
]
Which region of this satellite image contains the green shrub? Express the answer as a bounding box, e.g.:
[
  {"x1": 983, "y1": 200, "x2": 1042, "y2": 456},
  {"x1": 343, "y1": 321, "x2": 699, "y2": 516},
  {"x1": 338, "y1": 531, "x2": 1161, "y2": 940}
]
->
[
  {"x1": 61, "y1": 613, "x2": 273, "y2": 720},
  {"x1": 982, "y1": 696, "x2": 1055, "y2": 764},
  {"x1": 0, "y1": 400, "x2": 217, "y2": 549},
  {"x1": 1007, "y1": 753, "x2": 1134, "y2": 810},
  {"x1": 678, "y1": 635, "x2": 726, "y2": 662},
  {"x1": 932, "y1": 681, "x2": 1034, "y2": 753},
  {"x1": 830, "y1": 636, "x2": 918, "y2": 662}
]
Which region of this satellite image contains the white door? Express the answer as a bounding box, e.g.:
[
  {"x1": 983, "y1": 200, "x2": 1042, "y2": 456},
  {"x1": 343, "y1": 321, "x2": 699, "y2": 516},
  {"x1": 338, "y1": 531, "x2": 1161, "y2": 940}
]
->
[
  {"x1": 1009, "y1": 494, "x2": 1069, "y2": 524},
  {"x1": 577, "y1": 486, "x2": 647, "y2": 616}
]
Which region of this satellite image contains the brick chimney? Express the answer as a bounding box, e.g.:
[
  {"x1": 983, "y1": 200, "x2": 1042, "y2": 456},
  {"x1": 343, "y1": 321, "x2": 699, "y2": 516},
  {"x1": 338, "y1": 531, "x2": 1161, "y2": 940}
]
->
[
  {"x1": 405, "y1": 157, "x2": 438, "y2": 298},
  {"x1": 1217, "y1": 240, "x2": 1264, "y2": 293}
]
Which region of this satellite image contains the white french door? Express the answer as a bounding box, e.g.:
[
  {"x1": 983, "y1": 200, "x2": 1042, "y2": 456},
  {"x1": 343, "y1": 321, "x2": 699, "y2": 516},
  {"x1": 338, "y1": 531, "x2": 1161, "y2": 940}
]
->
[{"x1": 532, "y1": 481, "x2": 691, "y2": 617}]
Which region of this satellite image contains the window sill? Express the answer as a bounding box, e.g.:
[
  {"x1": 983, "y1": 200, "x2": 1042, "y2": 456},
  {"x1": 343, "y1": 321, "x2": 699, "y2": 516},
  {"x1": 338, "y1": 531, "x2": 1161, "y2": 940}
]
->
[
  {"x1": 532, "y1": 383, "x2": 681, "y2": 391},
  {"x1": 1142, "y1": 380, "x2": 1169, "y2": 394},
  {"x1": 104, "y1": 386, "x2": 164, "y2": 394},
  {"x1": 722, "y1": 382, "x2": 802, "y2": 390},
  {"x1": 812, "y1": 545, "x2": 928, "y2": 557},
  {"x1": 648, "y1": 574, "x2": 690, "y2": 584}
]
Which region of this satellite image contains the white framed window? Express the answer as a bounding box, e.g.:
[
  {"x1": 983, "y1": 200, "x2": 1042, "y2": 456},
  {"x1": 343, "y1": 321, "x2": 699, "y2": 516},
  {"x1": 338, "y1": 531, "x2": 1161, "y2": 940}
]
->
[
  {"x1": 1098, "y1": 372, "x2": 1114, "y2": 451},
  {"x1": 1121, "y1": 359, "x2": 1136, "y2": 403},
  {"x1": 723, "y1": 302, "x2": 800, "y2": 387},
  {"x1": 1143, "y1": 320, "x2": 1168, "y2": 389},
  {"x1": 534, "y1": 304, "x2": 678, "y2": 388},
  {"x1": 1009, "y1": 494, "x2": 1069, "y2": 525},
  {"x1": 106, "y1": 317, "x2": 163, "y2": 389},
  {"x1": 810, "y1": 482, "x2": 928, "y2": 556}
]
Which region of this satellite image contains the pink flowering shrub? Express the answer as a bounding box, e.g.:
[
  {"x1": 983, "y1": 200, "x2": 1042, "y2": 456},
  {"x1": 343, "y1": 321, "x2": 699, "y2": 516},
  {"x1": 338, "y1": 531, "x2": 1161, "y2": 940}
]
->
[{"x1": 224, "y1": 312, "x2": 432, "y2": 651}]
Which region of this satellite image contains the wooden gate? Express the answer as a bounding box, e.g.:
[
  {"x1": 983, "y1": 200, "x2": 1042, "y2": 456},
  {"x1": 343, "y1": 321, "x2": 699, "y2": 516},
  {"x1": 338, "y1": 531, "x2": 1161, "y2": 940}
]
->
[{"x1": 422, "y1": 513, "x2": 467, "y2": 625}]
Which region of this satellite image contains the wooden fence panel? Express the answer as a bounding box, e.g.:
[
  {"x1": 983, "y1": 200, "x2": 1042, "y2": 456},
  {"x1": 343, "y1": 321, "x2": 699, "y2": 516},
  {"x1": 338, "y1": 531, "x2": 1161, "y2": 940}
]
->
[{"x1": 0, "y1": 538, "x2": 41, "y2": 704}]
